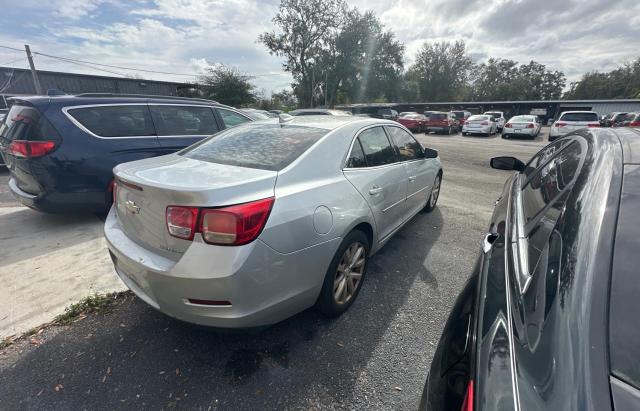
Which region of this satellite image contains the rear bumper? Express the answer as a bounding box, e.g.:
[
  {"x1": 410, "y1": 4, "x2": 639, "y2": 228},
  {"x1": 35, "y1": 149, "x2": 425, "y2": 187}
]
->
[
  {"x1": 463, "y1": 126, "x2": 491, "y2": 134},
  {"x1": 426, "y1": 126, "x2": 451, "y2": 132},
  {"x1": 104, "y1": 207, "x2": 339, "y2": 328},
  {"x1": 8, "y1": 177, "x2": 108, "y2": 213},
  {"x1": 502, "y1": 128, "x2": 536, "y2": 137}
]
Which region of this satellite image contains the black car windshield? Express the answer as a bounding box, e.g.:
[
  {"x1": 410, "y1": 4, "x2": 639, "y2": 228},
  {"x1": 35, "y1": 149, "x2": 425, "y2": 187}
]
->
[
  {"x1": 560, "y1": 113, "x2": 598, "y2": 122},
  {"x1": 180, "y1": 124, "x2": 328, "y2": 171}
]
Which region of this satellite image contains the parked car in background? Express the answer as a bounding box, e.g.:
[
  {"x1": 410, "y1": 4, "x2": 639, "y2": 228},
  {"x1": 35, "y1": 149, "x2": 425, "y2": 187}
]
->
[
  {"x1": 425, "y1": 111, "x2": 458, "y2": 134},
  {"x1": 105, "y1": 116, "x2": 443, "y2": 328},
  {"x1": 0, "y1": 94, "x2": 252, "y2": 213},
  {"x1": 240, "y1": 108, "x2": 273, "y2": 120},
  {"x1": 397, "y1": 113, "x2": 427, "y2": 133},
  {"x1": 289, "y1": 108, "x2": 352, "y2": 116},
  {"x1": 483, "y1": 111, "x2": 506, "y2": 130},
  {"x1": 501, "y1": 115, "x2": 541, "y2": 139},
  {"x1": 452, "y1": 110, "x2": 471, "y2": 130},
  {"x1": 375, "y1": 108, "x2": 399, "y2": 120},
  {"x1": 419, "y1": 126, "x2": 640, "y2": 411},
  {"x1": 461, "y1": 114, "x2": 497, "y2": 136},
  {"x1": 398, "y1": 112, "x2": 418, "y2": 118},
  {"x1": 612, "y1": 112, "x2": 639, "y2": 127},
  {"x1": 549, "y1": 111, "x2": 600, "y2": 141},
  {"x1": 601, "y1": 112, "x2": 628, "y2": 127}
]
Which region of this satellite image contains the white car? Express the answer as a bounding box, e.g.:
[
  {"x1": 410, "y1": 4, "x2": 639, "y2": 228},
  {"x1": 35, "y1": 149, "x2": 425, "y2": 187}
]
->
[
  {"x1": 462, "y1": 114, "x2": 497, "y2": 136},
  {"x1": 484, "y1": 111, "x2": 506, "y2": 130},
  {"x1": 549, "y1": 111, "x2": 600, "y2": 141},
  {"x1": 501, "y1": 115, "x2": 541, "y2": 139}
]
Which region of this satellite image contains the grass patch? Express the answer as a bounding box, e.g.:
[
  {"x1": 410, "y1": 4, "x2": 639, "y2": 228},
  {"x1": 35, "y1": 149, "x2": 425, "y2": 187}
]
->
[{"x1": 54, "y1": 292, "x2": 127, "y2": 325}]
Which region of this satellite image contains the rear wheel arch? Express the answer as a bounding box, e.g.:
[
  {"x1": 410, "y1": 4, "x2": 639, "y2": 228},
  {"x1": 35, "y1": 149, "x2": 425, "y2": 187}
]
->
[{"x1": 352, "y1": 222, "x2": 373, "y2": 252}]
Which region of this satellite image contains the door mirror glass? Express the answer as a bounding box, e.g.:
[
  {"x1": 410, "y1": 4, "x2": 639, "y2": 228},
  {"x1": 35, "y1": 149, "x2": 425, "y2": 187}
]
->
[
  {"x1": 491, "y1": 156, "x2": 525, "y2": 171},
  {"x1": 424, "y1": 148, "x2": 438, "y2": 159}
]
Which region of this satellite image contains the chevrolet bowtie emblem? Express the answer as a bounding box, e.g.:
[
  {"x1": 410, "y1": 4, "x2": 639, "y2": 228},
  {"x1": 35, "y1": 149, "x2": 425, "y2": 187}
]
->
[{"x1": 125, "y1": 200, "x2": 141, "y2": 214}]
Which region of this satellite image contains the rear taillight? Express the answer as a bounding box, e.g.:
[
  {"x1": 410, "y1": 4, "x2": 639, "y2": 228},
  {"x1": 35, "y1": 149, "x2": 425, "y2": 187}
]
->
[
  {"x1": 555, "y1": 122, "x2": 567, "y2": 128},
  {"x1": 504, "y1": 123, "x2": 512, "y2": 128},
  {"x1": 166, "y1": 206, "x2": 199, "y2": 240},
  {"x1": 526, "y1": 123, "x2": 534, "y2": 128},
  {"x1": 200, "y1": 197, "x2": 274, "y2": 246},
  {"x1": 587, "y1": 123, "x2": 600, "y2": 128},
  {"x1": 630, "y1": 121, "x2": 640, "y2": 127},
  {"x1": 481, "y1": 121, "x2": 489, "y2": 125},
  {"x1": 9, "y1": 140, "x2": 56, "y2": 158},
  {"x1": 460, "y1": 380, "x2": 474, "y2": 411},
  {"x1": 166, "y1": 197, "x2": 275, "y2": 246}
]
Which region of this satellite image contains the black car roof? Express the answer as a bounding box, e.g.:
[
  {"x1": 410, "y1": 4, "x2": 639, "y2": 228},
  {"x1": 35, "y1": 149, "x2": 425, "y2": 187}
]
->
[{"x1": 8, "y1": 94, "x2": 231, "y2": 109}]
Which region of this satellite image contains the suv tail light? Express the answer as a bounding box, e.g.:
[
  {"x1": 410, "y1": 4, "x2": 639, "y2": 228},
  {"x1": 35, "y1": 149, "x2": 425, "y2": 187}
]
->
[
  {"x1": 9, "y1": 140, "x2": 56, "y2": 158},
  {"x1": 166, "y1": 197, "x2": 275, "y2": 246},
  {"x1": 166, "y1": 206, "x2": 199, "y2": 240},
  {"x1": 200, "y1": 197, "x2": 274, "y2": 246},
  {"x1": 460, "y1": 380, "x2": 474, "y2": 411},
  {"x1": 504, "y1": 123, "x2": 512, "y2": 128},
  {"x1": 526, "y1": 123, "x2": 534, "y2": 128},
  {"x1": 587, "y1": 123, "x2": 600, "y2": 128},
  {"x1": 555, "y1": 122, "x2": 567, "y2": 128}
]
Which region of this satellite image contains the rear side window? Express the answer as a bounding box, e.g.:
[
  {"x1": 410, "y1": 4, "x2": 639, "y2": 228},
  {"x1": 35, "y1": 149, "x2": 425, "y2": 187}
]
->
[
  {"x1": 559, "y1": 112, "x2": 598, "y2": 122},
  {"x1": 181, "y1": 124, "x2": 326, "y2": 171},
  {"x1": 150, "y1": 105, "x2": 219, "y2": 136},
  {"x1": 357, "y1": 127, "x2": 396, "y2": 167},
  {"x1": 523, "y1": 139, "x2": 571, "y2": 179},
  {"x1": 67, "y1": 105, "x2": 155, "y2": 137},
  {"x1": 521, "y1": 141, "x2": 583, "y2": 225},
  {"x1": 386, "y1": 126, "x2": 422, "y2": 161},
  {"x1": 0, "y1": 105, "x2": 61, "y2": 142},
  {"x1": 216, "y1": 108, "x2": 251, "y2": 128},
  {"x1": 346, "y1": 139, "x2": 366, "y2": 168}
]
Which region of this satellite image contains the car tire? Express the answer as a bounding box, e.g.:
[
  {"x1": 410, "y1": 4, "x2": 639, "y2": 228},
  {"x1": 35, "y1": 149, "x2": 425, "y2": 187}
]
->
[
  {"x1": 462, "y1": 132, "x2": 467, "y2": 136},
  {"x1": 502, "y1": 134, "x2": 508, "y2": 139},
  {"x1": 316, "y1": 230, "x2": 370, "y2": 317},
  {"x1": 424, "y1": 173, "x2": 441, "y2": 213}
]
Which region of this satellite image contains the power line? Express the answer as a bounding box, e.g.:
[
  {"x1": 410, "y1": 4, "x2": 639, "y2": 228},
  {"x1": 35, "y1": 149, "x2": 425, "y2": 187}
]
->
[{"x1": 0, "y1": 45, "x2": 24, "y2": 52}]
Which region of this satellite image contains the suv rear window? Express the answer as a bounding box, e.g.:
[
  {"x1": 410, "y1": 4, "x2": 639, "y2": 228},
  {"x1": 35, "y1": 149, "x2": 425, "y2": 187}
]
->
[
  {"x1": 559, "y1": 112, "x2": 598, "y2": 122},
  {"x1": 67, "y1": 105, "x2": 155, "y2": 137},
  {"x1": 0, "y1": 105, "x2": 61, "y2": 143},
  {"x1": 181, "y1": 124, "x2": 326, "y2": 171}
]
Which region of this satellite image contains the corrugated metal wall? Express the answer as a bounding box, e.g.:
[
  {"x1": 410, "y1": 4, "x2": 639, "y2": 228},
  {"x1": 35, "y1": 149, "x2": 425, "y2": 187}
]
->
[
  {"x1": 0, "y1": 67, "x2": 187, "y2": 96},
  {"x1": 560, "y1": 102, "x2": 640, "y2": 116}
]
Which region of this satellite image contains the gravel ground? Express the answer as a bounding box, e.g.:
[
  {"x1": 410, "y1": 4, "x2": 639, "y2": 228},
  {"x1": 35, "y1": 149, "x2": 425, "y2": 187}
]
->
[{"x1": 0, "y1": 131, "x2": 548, "y2": 410}]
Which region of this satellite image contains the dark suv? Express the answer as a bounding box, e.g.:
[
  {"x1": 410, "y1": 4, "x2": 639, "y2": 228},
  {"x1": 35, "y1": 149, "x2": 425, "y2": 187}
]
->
[{"x1": 0, "y1": 94, "x2": 252, "y2": 213}]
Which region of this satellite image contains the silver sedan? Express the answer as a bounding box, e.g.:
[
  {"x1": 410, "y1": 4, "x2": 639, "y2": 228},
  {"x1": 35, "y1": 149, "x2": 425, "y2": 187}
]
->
[{"x1": 105, "y1": 116, "x2": 443, "y2": 328}]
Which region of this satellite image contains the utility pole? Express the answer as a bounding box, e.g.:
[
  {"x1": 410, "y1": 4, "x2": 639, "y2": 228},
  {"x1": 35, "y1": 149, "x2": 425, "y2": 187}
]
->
[
  {"x1": 325, "y1": 72, "x2": 328, "y2": 107},
  {"x1": 24, "y1": 44, "x2": 43, "y2": 95}
]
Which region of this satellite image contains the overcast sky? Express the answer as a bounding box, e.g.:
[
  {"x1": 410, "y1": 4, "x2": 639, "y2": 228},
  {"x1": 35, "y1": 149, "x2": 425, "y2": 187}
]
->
[{"x1": 0, "y1": 0, "x2": 638, "y2": 95}]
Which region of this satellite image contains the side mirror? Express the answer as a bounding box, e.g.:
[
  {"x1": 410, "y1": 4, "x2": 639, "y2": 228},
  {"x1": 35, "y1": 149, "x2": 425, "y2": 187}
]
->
[
  {"x1": 423, "y1": 148, "x2": 438, "y2": 159},
  {"x1": 490, "y1": 156, "x2": 525, "y2": 172}
]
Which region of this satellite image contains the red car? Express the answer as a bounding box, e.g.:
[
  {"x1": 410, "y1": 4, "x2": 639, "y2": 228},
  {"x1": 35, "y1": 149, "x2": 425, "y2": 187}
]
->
[
  {"x1": 424, "y1": 111, "x2": 457, "y2": 134},
  {"x1": 397, "y1": 113, "x2": 427, "y2": 132}
]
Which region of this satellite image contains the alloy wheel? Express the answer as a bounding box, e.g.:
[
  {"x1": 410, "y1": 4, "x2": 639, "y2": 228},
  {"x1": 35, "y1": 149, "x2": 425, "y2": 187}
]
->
[
  {"x1": 333, "y1": 242, "x2": 366, "y2": 305},
  {"x1": 430, "y1": 175, "x2": 441, "y2": 208}
]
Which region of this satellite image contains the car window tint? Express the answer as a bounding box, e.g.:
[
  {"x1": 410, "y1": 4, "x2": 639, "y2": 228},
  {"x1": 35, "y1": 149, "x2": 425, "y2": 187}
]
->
[
  {"x1": 521, "y1": 142, "x2": 582, "y2": 225},
  {"x1": 216, "y1": 108, "x2": 250, "y2": 128},
  {"x1": 346, "y1": 139, "x2": 367, "y2": 168},
  {"x1": 559, "y1": 112, "x2": 598, "y2": 122},
  {"x1": 358, "y1": 127, "x2": 396, "y2": 166},
  {"x1": 523, "y1": 139, "x2": 571, "y2": 178},
  {"x1": 610, "y1": 172, "x2": 640, "y2": 390},
  {"x1": 67, "y1": 105, "x2": 155, "y2": 137},
  {"x1": 181, "y1": 124, "x2": 326, "y2": 171},
  {"x1": 386, "y1": 126, "x2": 422, "y2": 161},
  {"x1": 0, "y1": 105, "x2": 60, "y2": 142},
  {"x1": 150, "y1": 105, "x2": 219, "y2": 136}
]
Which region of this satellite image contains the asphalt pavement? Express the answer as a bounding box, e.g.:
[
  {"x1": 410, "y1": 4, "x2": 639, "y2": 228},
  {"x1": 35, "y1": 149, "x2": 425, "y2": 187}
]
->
[{"x1": 0, "y1": 131, "x2": 548, "y2": 410}]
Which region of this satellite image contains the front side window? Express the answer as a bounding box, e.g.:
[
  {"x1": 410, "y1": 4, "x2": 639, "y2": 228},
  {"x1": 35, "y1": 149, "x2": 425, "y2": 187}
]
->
[
  {"x1": 386, "y1": 126, "x2": 422, "y2": 161},
  {"x1": 216, "y1": 108, "x2": 251, "y2": 128},
  {"x1": 357, "y1": 127, "x2": 396, "y2": 167},
  {"x1": 181, "y1": 124, "x2": 326, "y2": 171},
  {"x1": 67, "y1": 105, "x2": 155, "y2": 137},
  {"x1": 150, "y1": 105, "x2": 219, "y2": 136}
]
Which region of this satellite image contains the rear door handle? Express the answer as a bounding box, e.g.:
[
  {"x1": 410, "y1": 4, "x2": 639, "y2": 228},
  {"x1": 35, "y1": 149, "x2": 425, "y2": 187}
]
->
[
  {"x1": 369, "y1": 186, "x2": 383, "y2": 195},
  {"x1": 408, "y1": 175, "x2": 416, "y2": 182},
  {"x1": 482, "y1": 233, "x2": 499, "y2": 253}
]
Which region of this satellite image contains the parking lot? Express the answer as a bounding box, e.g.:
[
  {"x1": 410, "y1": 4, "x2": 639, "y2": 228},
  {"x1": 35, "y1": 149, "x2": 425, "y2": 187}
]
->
[{"x1": 0, "y1": 130, "x2": 548, "y2": 410}]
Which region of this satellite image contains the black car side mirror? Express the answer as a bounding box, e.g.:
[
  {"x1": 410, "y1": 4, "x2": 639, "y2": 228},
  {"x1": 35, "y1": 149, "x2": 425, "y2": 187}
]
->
[
  {"x1": 423, "y1": 148, "x2": 438, "y2": 159},
  {"x1": 490, "y1": 156, "x2": 525, "y2": 172}
]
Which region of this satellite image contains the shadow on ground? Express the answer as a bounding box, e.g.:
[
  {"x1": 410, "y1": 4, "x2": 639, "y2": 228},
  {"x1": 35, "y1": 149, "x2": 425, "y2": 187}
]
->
[{"x1": 0, "y1": 209, "x2": 444, "y2": 410}]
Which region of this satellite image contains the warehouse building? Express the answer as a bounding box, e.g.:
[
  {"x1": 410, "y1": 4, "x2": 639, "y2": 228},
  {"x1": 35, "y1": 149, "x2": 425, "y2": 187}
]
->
[{"x1": 338, "y1": 99, "x2": 640, "y2": 122}]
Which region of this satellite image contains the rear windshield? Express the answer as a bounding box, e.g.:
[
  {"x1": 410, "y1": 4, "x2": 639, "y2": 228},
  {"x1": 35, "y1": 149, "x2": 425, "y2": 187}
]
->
[
  {"x1": 559, "y1": 112, "x2": 598, "y2": 122},
  {"x1": 485, "y1": 112, "x2": 502, "y2": 117},
  {"x1": 404, "y1": 114, "x2": 424, "y2": 120},
  {"x1": 510, "y1": 116, "x2": 533, "y2": 122},
  {"x1": 180, "y1": 124, "x2": 327, "y2": 171},
  {"x1": 0, "y1": 104, "x2": 61, "y2": 143},
  {"x1": 453, "y1": 111, "x2": 465, "y2": 117},
  {"x1": 468, "y1": 115, "x2": 488, "y2": 121},
  {"x1": 430, "y1": 113, "x2": 447, "y2": 120}
]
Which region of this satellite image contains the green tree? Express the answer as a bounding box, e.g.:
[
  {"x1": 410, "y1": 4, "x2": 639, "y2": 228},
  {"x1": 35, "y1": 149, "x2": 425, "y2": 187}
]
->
[
  {"x1": 259, "y1": 0, "x2": 346, "y2": 107},
  {"x1": 405, "y1": 40, "x2": 473, "y2": 102},
  {"x1": 565, "y1": 57, "x2": 640, "y2": 99},
  {"x1": 199, "y1": 65, "x2": 256, "y2": 107}
]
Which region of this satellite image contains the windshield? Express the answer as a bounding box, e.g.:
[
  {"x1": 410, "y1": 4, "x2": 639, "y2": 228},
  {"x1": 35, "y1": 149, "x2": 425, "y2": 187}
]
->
[{"x1": 181, "y1": 124, "x2": 327, "y2": 171}]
